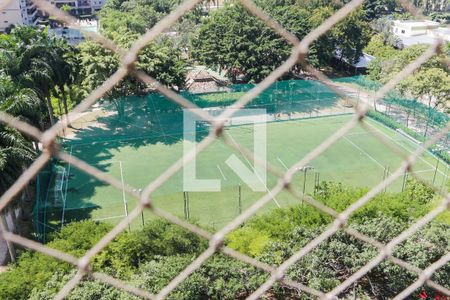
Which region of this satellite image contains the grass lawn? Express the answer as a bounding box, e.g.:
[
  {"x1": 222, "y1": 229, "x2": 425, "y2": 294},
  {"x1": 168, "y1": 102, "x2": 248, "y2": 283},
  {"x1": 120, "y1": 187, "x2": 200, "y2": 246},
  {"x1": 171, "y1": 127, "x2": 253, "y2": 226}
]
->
[{"x1": 43, "y1": 114, "x2": 448, "y2": 232}]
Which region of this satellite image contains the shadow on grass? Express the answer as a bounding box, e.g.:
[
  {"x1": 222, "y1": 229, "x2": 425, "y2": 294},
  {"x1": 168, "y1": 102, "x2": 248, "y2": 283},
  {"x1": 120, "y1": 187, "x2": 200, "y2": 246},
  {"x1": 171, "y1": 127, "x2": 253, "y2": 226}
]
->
[{"x1": 37, "y1": 80, "x2": 342, "y2": 232}]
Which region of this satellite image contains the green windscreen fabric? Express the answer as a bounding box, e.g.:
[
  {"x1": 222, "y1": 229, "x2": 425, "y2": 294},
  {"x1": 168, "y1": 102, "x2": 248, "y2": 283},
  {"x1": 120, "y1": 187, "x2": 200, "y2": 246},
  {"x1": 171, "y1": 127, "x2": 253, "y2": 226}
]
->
[{"x1": 62, "y1": 79, "x2": 348, "y2": 145}]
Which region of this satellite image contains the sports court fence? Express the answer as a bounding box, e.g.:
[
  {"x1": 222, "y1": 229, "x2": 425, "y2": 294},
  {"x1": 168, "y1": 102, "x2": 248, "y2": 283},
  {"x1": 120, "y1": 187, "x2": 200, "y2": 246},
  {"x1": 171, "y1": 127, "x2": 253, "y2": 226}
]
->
[
  {"x1": 62, "y1": 79, "x2": 354, "y2": 145},
  {"x1": 335, "y1": 76, "x2": 449, "y2": 162},
  {"x1": 0, "y1": 0, "x2": 449, "y2": 299},
  {"x1": 34, "y1": 161, "x2": 69, "y2": 242}
]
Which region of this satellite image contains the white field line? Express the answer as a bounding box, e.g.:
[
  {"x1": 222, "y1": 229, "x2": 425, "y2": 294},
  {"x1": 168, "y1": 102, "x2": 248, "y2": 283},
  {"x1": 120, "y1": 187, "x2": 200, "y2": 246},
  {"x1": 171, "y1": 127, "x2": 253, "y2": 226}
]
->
[
  {"x1": 277, "y1": 157, "x2": 289, "y2": 170},
  {"x1": 345, "y1": 131, "x2": 371, "y2": 136},
  {"x1": 365, "y1": 121, "x2": 446, "y2": 177},
  {"x1": 217, "y1": 164, "x2": 227, "y2": 181},
  {"x1": 226, "y1": 133, "x2": 281, "y2": 208},
  {"x1": 409, "y1": 168, "x2": 435, "y2": 174},
  {"x1": 94, "y1": 214, "x2": 127, "y2": 221},
  {"x1": 119, "y1": 161, "x2": 128, "y2": 217},
  {"x1": 343, "y1": 136, "x2": 385, "y2": 170}
]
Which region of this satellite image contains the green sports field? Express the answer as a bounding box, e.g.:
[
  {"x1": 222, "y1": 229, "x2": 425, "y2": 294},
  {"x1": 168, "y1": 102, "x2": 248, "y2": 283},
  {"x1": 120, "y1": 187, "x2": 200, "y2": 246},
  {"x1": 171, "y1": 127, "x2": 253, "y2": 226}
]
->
[{"x1": 47, "y1": 114, "x2": 448, "y2": 230}]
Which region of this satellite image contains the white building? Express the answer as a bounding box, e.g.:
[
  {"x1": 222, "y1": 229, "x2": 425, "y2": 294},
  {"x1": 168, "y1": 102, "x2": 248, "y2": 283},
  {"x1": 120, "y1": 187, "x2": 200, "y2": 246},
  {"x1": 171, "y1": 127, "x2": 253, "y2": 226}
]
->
[
  {"x1": 0, "y1": 0, "x2": 106, "y2": 33},
  {"x1": 392, "y1": 20, "x2": 440, "y2": 37},
  {"x1": 0, "y1": 0, "x2": 38, "y2": 33},
  {"x1": 392, "y1": 20, "x2": 450, "y2": 47}
]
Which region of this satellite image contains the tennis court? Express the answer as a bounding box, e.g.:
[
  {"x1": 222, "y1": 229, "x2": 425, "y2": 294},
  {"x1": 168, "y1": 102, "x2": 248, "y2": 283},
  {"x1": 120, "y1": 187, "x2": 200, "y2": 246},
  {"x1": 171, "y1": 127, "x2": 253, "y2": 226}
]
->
[{"x1": 32, "y1": 113, "x2": 447, "y2": 235}]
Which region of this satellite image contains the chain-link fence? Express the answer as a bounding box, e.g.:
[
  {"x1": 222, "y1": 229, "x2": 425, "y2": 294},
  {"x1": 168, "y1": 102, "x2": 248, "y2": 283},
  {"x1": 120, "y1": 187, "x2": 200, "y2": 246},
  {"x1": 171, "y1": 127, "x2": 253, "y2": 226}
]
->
[
  {"x1": 0, "y1": 0, "x2": 449, "y2": 299},
  {"x1": 335, "y1": 75, "x2": 449, "y2": 162}
]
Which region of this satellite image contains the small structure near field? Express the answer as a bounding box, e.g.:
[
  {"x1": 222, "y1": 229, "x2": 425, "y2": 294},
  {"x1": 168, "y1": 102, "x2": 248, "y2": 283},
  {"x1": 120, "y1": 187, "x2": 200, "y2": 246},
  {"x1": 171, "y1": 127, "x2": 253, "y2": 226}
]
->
[
  {"x1": 185, "y1": 66, "x2": 230, "y2": 94},
  {"x1": 392, "y1": 20, "x2": 440, "y2": 37}
]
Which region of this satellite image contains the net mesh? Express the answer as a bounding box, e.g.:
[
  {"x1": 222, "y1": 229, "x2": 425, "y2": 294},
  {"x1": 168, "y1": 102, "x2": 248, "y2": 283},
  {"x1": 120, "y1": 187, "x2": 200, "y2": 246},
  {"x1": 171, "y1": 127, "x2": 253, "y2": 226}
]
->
[{"x1": 0, "y1": 0, "x2": 449, "y2": 299}]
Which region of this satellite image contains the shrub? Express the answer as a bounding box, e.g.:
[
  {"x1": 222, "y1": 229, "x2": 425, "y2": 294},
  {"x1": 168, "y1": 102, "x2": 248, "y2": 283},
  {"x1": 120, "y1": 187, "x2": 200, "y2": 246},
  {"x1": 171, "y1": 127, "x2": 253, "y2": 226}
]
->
[{"x1": 0, "y1": 221, "x2": 111, "y2": 300}]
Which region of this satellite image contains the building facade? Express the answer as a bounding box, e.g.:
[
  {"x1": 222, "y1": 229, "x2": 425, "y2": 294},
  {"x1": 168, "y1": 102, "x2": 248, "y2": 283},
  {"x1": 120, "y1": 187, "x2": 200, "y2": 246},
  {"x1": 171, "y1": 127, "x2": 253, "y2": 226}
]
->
[
  {"x1": 0, "y1": 0, "x2": 106, "y2": 33},
  {"x1": 0, "y1": 0, "x2": 38, "y2": 33},
  {"x1": 392, "y1": 20, "x2": 450, "y2": 47},
  {"x1": 392, "y1": 20, "x2": 440, "y2": 37},
  {"x1": 49, "y1": 0, "x2": 106, "y2": 16}
]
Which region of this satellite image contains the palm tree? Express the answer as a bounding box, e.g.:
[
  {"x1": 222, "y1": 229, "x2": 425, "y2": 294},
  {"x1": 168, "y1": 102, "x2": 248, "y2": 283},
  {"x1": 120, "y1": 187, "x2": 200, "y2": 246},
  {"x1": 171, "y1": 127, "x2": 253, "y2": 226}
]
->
[
  {"x1": 0, "y1": 124, "x2": 36, "y2": 261},
  {"x1": 0, "y1": 73, "x2": 43, "y2": 131},
  {"x1": 0, "y1": 125, "x2": 35, "y2": 195},
  {"x1": 0, "y1": 27, "x2": 76, "y2": 128},
  {"x1": 0, "y1": 46, "x2": 57, "y2": 127},
  {"x1": 49, "y1": 39, "x2": 78, "y2": 119}
]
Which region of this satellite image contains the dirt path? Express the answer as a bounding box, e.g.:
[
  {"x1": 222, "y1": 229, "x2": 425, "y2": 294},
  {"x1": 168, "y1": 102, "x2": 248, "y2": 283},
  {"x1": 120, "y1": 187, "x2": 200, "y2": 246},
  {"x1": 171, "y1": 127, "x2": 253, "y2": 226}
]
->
[{"x1": 328, "y1": 82, "x2": 387, "y2": 111}]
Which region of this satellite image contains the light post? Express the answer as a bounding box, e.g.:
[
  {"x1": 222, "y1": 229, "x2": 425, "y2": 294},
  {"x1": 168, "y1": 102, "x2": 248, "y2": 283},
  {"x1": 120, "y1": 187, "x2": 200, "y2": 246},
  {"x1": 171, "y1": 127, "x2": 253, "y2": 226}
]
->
[{"x1": 299, "y1": 165, "x2": 314, "y2": 205}]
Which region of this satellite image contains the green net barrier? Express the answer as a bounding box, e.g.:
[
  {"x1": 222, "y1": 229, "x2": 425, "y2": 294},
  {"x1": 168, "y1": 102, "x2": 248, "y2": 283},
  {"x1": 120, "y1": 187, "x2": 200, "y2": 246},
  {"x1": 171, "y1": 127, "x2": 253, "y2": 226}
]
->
[
  {"x1": 33, "y1": 163, "x2": 52, "y2": 242},
  {"x1": 63, "y1": 79, "x2": 353, "y2": 146},
  {"x1": 31, "y1": 78, "x2": 448, "y2": 232},
  {"x1": 334, "y1": 76, "x2": 449, "y2": 163},
  {"x1": 33, "y1": 161, "x2": 68, "y2": 242},
  {"x1": 334, "y1": 76, "x2": 449, "y2": 128}
]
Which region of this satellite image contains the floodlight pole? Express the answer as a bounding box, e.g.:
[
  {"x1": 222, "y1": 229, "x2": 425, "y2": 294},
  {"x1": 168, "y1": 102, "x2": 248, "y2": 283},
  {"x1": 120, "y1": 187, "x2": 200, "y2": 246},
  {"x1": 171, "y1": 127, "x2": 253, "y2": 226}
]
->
[
  {"x1": 401, "y1": 171, "x2": 409, "y2": 192},
  {"x1": 300, "y1": 166, "x2": 314, "y2": 205},
  {"x1": 183, "y1": 192, "x2": 190, "y2": 219},
  {"x1": 314, "y1": 172, "x2": 320, "y2": 194},
  {"x1": 238, "y1": 184, "x2": 242, "y2": 215},
  {"x1": 433, "y1": 157, "x2": 440, "y2": 185}
]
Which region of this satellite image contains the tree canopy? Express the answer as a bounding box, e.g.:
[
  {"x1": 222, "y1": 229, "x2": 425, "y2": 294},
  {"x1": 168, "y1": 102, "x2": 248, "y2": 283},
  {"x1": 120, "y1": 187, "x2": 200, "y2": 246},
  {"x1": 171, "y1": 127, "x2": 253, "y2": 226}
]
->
[{"x1": 190, "y1": 2, "x2": 371, "y2": 83}]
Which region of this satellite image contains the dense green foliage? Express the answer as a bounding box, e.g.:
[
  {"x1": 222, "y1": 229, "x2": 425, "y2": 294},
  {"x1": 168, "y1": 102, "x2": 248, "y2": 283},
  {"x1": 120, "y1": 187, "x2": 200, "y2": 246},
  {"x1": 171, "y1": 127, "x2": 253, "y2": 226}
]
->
[
  {"x1": 366, "y1": 111, "x2": 450, "y2": 163},
  {"x1": 0, "y1": 26, "x2": 77, "y2": 128},
  {"x1": 0, "y1": 125, "x2": 35, "y2": 196},
  {"x1": 0, "y1": 220, "x2": 205, "y2": 299},
  {"x1": 0, "y1": 221, "x2": 111, "y2": 299},
  {"x1": 0, "y1": 27, "x2": 77, "y2": 222},
  {"x1": 76, "y1": 0, "x2": 187, "y2": 100},
  {"x1": 2, "y1": 181, "x2": 449, "y2": 299},
  {"x1": 366, "y1": 42, "x2": 450, "y2": 113},
  {"x1": 191, "y1": 1, "x2": 370, "y2": 82},
  {"x1": 0, "y1": 1, "x2": 449, "y2": 298}
]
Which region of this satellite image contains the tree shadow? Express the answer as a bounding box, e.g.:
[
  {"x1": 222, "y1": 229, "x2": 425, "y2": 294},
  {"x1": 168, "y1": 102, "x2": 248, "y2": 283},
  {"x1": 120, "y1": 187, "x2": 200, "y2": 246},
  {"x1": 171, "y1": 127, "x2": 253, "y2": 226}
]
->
[
  {"x1": 43, "y1": 94, "x2": 210, "y2": 228},
  {"x1": 35, "y1": 80, "x2": 341, "y2": 234}
]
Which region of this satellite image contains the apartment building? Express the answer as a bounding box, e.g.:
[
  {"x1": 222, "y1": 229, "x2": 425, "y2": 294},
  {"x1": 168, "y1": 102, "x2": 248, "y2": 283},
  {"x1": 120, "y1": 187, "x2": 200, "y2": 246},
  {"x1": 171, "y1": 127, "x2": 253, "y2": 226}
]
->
[
  {"x1": 392, "y1": 20, "x2": 450, "y2": 47},
  {"x1": 0, "y1": 0, "x2": 38, "y2": 33},
  {"x1": 49, "y1": 0, "x2": 106, "y2": 16},
  {"x1": 0, "y1": 0, "x2": 106, "y2": 33}
]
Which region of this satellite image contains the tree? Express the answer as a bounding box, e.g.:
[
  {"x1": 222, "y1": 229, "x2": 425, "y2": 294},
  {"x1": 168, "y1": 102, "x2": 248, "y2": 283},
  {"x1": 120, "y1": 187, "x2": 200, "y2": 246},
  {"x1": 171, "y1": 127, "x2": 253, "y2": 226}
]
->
[
  {"x1": 363, "y1": 0, "x2": 400, "y2": 20},
  {"x1": 371, "y1": 17, "x2": 403, "y2": 48},
  {"x1": 190, "y1": 3, "x2": 289, "y2": 83},
  {"x1": 364, "y1": 34, "x2": 398, "y2": 59},
  {"x1": 77, "y1": 36, "x2": 186, "y2": 119},
  {"x1": 60, "y1": 4, "x2": 73, "y2": 14},
  {"x1": 331, "y1": 8, "x2": 371, "y2": 65},
  {"x1": 0, "y1": 26, "x2": 77, "y2": 128},
  {"x1": 0, "y1": 124, "x2": 35, "y2": 209},
  {"x1": 403, "y1": 68, "x2": 450, "y2": 135},
  {"x1": 0, "y1": 73, "x2": 42, "y2": 130},
  {"x1": 190, "y1": 2, "x2": 371, "y2": 82}
]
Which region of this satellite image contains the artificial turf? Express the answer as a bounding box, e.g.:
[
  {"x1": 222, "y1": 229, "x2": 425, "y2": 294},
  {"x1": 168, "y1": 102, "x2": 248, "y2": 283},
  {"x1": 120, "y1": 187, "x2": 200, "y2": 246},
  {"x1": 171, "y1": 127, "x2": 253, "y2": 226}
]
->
[{"x1": 52, "y1": 114, "x2": 448, "y2": 230}]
